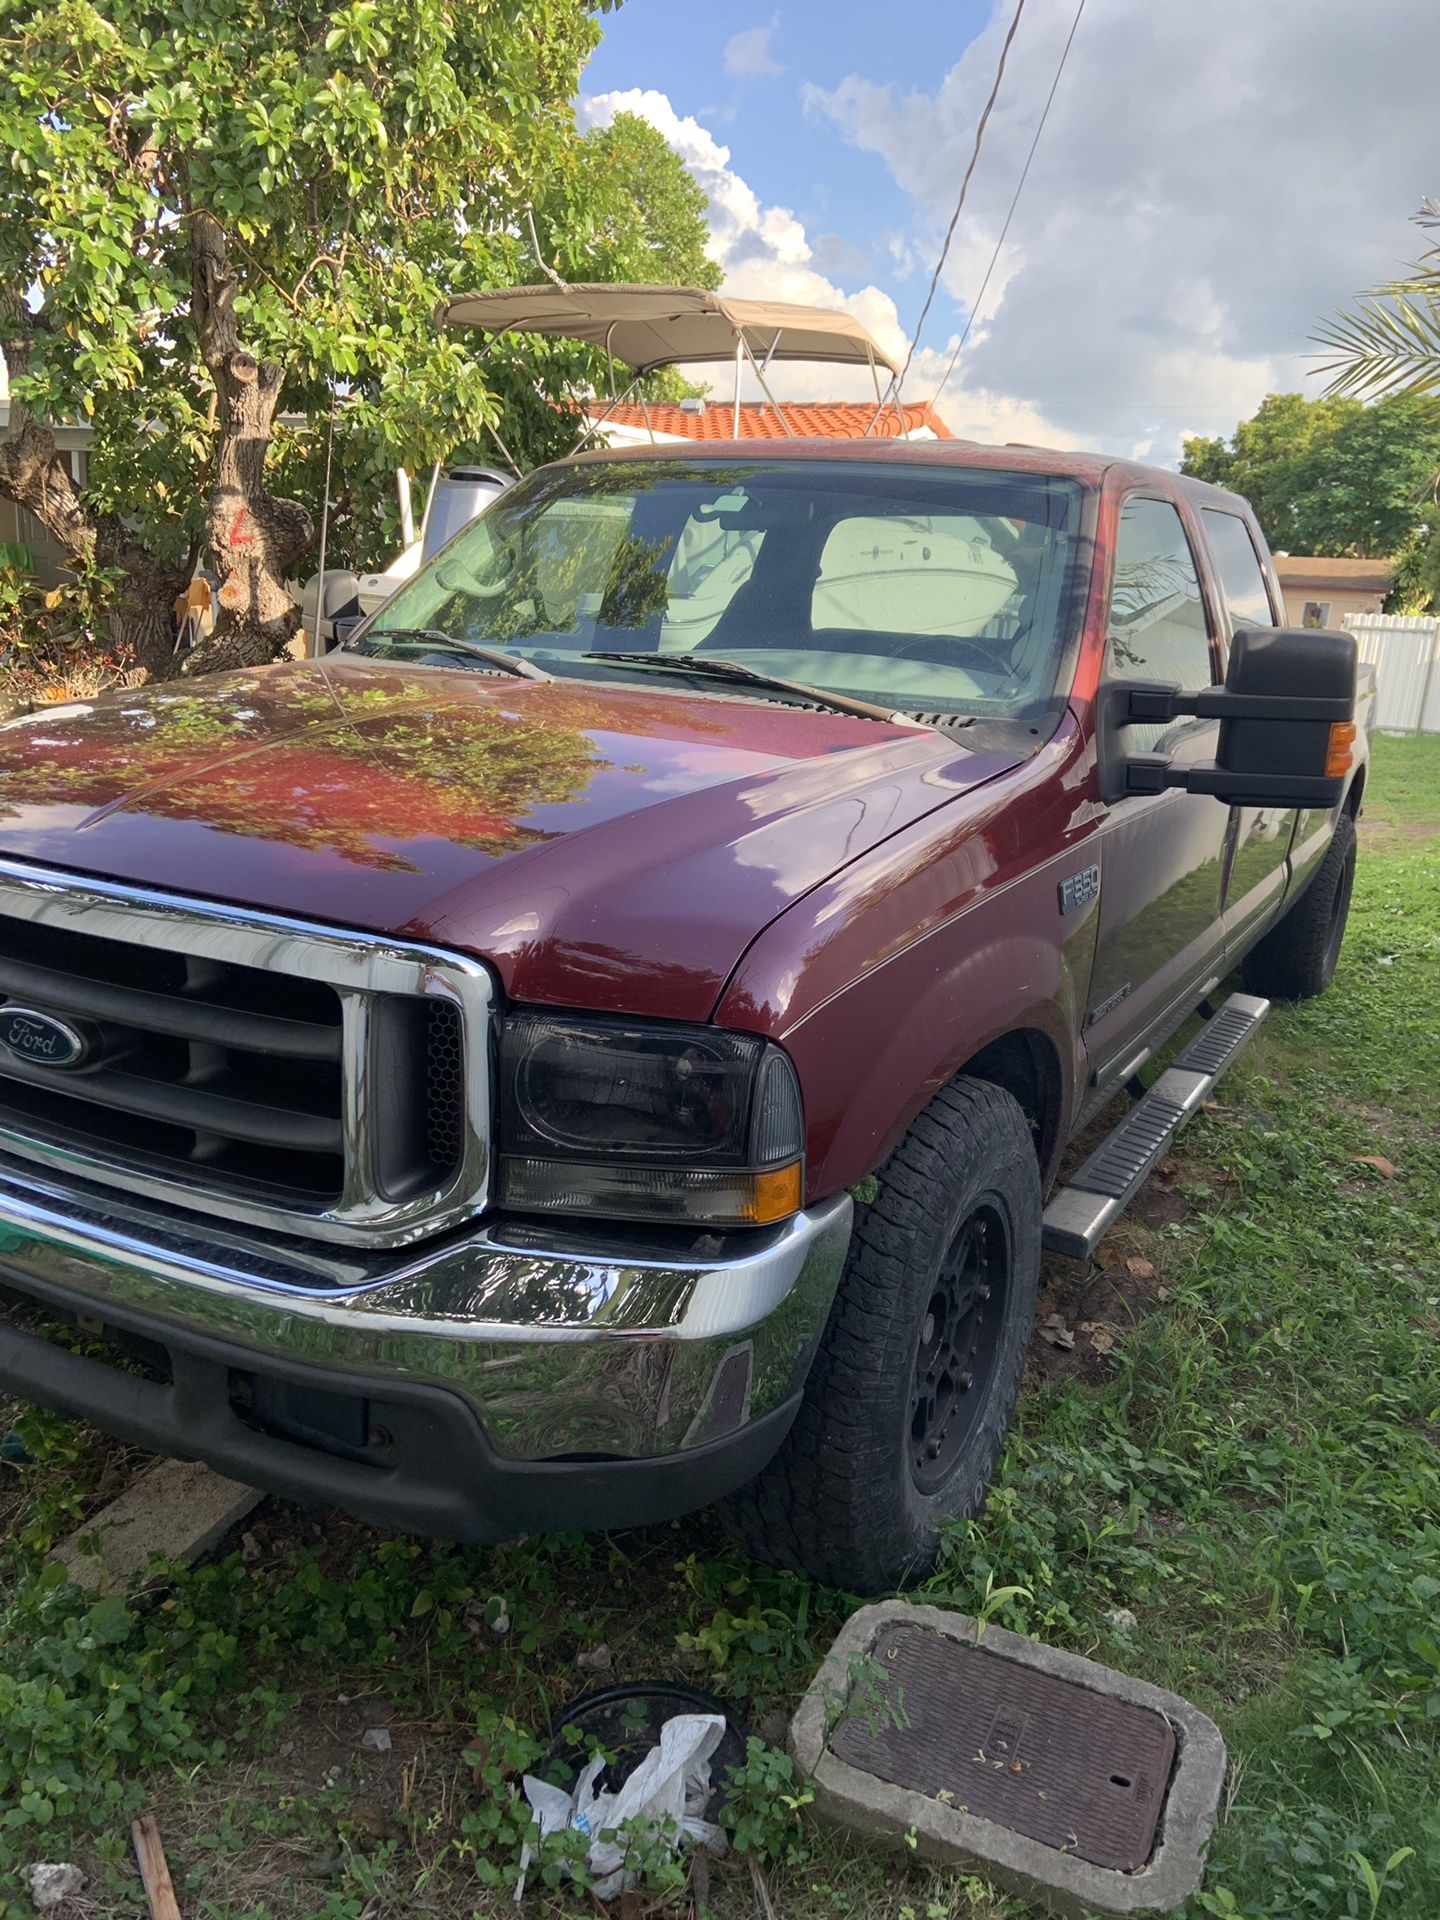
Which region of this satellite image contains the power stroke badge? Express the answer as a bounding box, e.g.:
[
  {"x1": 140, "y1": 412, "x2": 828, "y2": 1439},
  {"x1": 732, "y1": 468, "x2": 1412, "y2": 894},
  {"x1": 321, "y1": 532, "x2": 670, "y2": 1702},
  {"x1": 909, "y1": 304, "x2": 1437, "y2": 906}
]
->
[{"x1": 1058, "y1": 863, "x2": 1101, "y2": 916}]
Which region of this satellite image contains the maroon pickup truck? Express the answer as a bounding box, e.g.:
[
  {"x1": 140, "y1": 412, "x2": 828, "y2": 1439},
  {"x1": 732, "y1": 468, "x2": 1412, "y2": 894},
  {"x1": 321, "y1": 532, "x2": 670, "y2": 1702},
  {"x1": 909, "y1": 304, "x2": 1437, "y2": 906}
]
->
[{"x1": 0, "y1": 441, "x2": 1364, "y2": 1591}]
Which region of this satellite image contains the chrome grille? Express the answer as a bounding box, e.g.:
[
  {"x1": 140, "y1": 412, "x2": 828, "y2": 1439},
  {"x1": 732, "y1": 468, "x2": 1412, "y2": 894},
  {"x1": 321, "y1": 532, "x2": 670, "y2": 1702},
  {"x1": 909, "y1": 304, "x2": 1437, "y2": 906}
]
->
[{"x1": 0, "y1": 862, "x2": 494, "y2": 1246}]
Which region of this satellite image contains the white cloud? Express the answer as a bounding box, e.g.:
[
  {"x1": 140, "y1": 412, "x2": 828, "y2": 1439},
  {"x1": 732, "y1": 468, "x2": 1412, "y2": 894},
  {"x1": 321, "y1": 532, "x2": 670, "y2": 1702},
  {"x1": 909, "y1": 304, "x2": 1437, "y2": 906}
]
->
[
  {"x1": 578, "y1": 86, "x2": 1078, "y2": 444},
  {"x1": 805, "y1": 0, "x2": 1440, "y2": 464},
  {"x1": 724, "y1": 18, "x2": 784, "y2": 81},
  {"x1": 884, "y1": 231, "x2": 919, "y2": 282}
]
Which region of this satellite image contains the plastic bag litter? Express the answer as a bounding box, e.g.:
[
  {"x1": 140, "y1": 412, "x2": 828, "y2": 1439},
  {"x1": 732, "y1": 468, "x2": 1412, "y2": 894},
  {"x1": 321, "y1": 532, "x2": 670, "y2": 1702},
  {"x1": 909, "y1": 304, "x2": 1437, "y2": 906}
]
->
[{"x1": 517, "y1": 1711, "x2": 730, "y2": 1900}]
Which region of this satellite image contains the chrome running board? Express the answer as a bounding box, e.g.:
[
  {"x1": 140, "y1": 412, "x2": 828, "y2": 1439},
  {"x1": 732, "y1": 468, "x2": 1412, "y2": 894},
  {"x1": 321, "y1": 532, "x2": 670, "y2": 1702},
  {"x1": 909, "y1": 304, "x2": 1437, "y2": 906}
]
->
[{"x1": 1042, "y1": 993, "x2": 1270, "y2": 1261}]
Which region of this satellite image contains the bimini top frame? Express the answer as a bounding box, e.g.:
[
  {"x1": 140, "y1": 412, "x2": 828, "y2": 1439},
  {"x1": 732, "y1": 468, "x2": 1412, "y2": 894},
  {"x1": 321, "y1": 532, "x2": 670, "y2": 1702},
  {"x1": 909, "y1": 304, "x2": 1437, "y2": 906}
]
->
[{"x1": 438, "y1": 282, "x2": 908, "y2": 462}]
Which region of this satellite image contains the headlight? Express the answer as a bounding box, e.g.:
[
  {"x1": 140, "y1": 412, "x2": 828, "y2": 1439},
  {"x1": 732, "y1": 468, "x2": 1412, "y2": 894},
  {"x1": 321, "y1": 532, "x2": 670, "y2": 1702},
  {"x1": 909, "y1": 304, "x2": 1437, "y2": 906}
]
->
[{"x1": 497, "y1": 1013, "x2": 804, "y2": 1225}]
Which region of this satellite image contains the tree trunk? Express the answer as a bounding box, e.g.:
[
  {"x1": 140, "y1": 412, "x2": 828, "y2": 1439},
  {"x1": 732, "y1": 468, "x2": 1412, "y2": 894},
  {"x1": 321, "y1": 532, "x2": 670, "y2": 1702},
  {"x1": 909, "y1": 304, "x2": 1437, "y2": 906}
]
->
[
  {"x1": 111, "y1": 548, "x2": 190, "y2": 680},
  {"x1": 0, "y1": 410, "x2": 97, "y2": 567},
  {"x1": 184, "y1": 213, "x2": 312, "y2": 677},
  {"x1": 0, "y1": 401, "x2": 188, "y2": 681},
  {"x1": 0, "y1": 302, "x2": 187, "y2": 682}
]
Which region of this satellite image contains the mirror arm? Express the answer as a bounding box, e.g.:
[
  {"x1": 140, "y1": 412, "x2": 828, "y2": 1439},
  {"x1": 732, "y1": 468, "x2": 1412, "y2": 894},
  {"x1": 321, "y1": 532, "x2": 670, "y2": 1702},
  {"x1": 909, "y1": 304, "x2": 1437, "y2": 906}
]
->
[
  {"x1": 1123, "y1": 755, "x2": 1344, "y2": 805},
  {"x1": 1123, "y1": 752, "x2": 1192, "y2": 797},
  {"x1": 1119, "y1": 682, "x2": 1354, "y2": 724}
]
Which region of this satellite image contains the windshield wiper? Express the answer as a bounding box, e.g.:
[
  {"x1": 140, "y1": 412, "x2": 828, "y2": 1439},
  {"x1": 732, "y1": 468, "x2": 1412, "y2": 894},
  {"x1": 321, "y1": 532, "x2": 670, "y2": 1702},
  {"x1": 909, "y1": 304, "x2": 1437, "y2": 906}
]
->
[
  {"x1": 357, "y1": 628, "x2": 552, "y2": 681},
  {"x1": 584, "y1": 652, "x2": 906, "y2": 724}
]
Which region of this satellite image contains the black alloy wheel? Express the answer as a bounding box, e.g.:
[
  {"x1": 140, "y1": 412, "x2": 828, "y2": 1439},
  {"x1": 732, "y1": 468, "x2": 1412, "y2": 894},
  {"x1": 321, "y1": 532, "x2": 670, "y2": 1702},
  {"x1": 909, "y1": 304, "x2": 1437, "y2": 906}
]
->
[{"x1": 909, "y1": 1201, "x2": 1010, "y2": 1493}]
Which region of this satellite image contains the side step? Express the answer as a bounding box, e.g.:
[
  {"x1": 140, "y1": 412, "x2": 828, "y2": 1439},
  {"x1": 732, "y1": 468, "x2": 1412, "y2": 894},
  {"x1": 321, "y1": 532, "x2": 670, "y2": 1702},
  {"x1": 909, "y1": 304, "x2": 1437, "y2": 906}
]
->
[{"x1": 1042, "y1": 992, "x2": 1269, "y2": 1260}]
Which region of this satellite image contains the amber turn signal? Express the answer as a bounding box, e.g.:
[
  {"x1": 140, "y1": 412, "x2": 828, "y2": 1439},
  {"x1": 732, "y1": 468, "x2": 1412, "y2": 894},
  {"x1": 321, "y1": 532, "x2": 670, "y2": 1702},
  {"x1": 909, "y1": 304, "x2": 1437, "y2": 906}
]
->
[
  {"x1": 1324, "y1": 721, "x2": 1357, "y2": 780},
  {"x1": 742, "y1": 1161, "x2": 805, "y2": 1224}
]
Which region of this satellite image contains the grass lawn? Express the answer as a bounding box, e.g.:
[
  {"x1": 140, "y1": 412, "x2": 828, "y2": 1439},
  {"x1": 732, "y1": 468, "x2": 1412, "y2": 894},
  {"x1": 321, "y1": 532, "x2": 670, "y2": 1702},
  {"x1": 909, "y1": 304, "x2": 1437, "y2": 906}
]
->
[{"x1": 1, "y1": 735, "x2": 1437, "y2": 1920}]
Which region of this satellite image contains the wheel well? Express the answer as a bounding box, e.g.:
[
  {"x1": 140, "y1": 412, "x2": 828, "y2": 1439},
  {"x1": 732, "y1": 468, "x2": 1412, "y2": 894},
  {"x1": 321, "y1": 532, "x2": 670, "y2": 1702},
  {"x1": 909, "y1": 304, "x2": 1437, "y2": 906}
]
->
[
  {"x1": 1346, "y1": 767, "x2": 1366, "y2": 817},
  {"x1": 957, "y1": 1029, "x2": 1063, "y2": 1175}
]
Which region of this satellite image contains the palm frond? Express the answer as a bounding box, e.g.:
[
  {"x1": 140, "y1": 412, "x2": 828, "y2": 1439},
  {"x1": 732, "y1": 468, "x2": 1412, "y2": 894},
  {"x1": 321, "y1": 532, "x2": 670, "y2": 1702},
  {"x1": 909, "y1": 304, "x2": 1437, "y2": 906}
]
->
[
  {"x1": 1366, "y1": 261, "x2": 1440, "y2": 302},
  {"x1": 1312, "y1": 198, "x2": 1440, "y2": 399},
  {"x1": 1313, "y1": 293, "x2": 1440, "y2": 400}
]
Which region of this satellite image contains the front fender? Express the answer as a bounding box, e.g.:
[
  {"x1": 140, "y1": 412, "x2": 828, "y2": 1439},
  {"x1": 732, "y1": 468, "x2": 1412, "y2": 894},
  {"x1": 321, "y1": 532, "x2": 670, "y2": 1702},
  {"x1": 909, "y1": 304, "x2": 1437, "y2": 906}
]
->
[{"x1": 715, "y1": 720, "x2": 1103, "y2": 1197}]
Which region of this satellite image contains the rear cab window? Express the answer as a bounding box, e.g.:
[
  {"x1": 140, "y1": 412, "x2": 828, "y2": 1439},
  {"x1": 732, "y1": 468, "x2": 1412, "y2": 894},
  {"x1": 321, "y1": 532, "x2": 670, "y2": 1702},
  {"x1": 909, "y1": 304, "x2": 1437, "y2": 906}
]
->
[{"x1": 1200, "y1": 508, "x2": 1277, "y2": 634}]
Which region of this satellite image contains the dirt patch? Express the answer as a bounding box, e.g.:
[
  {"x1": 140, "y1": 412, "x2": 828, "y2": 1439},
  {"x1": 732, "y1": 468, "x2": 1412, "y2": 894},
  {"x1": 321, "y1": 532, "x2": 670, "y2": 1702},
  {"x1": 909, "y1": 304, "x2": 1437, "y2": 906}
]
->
[
  {"x1": 1029, "y1": 1240, "x2": 1173, "y2": 1387},
  {"x1": 1131, "y1": 1172, "x2": 1195, "y2": 1231},
  {"x1": 1360, "y1": 812, "x2": 1440, "y2": 850},
  {"x1": 1028, "y1": 1134, "x2": 1217, "y2": 1387},
  {"x1": 74, "y1": 1740, "x2": 479, "y2": 1920}
]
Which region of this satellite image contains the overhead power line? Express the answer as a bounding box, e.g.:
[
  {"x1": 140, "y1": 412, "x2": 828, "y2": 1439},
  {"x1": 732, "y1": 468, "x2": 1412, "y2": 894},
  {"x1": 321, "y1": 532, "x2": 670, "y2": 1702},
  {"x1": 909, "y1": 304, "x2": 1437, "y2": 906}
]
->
[
  {"x1": 888, "y1": 0, "x2": 1030, "y2": 409},
  {"x1": 932, "y1": 0, "x2": 1088, "y2": 413}
]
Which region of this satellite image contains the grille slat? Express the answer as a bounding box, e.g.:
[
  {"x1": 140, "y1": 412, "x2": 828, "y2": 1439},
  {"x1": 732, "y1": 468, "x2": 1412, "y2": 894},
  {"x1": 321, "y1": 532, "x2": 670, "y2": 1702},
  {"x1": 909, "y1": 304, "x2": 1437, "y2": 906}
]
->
[
  {"x1": 0, "y1": 955, "x2": 343, "y2": 1060},
  {"x1": 0, "y1": 1052, "x2": 344, "y2": 1155}
]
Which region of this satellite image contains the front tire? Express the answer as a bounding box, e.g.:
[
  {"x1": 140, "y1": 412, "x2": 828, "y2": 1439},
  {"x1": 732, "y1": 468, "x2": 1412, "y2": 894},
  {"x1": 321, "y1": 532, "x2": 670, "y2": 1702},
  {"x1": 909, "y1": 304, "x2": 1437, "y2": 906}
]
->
[
  {"x1": 1242, "y1": 811, "x2": 1357, "y2": 1001},
  {"x1": 722, "y1": 1078, "x2": 1041, "y2": 1593}
]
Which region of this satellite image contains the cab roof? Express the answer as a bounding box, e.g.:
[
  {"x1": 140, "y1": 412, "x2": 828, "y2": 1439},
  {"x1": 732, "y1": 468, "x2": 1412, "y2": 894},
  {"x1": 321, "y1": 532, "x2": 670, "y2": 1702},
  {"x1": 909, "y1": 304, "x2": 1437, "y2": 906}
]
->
[{"x1": 561, "y1": 434, "x2": 1254, "y2": 514}]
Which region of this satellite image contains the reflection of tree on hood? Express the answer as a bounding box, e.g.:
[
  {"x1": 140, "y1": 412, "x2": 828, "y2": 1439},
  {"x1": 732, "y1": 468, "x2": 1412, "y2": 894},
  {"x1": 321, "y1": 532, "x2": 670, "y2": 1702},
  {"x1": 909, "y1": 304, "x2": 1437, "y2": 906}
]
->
[{"x1": 0, "y1": 669, "x2": 649, "y2": 872}]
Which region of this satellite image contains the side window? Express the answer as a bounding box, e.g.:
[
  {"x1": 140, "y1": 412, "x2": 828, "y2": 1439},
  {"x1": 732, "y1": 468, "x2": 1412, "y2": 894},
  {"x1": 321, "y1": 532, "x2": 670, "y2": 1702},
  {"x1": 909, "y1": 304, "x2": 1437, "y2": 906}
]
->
[
  {"x1": 1105, "y1": 496, "x2": 1214, "y2": 753},
  {"x1": 1201, "y1": 509, "x2": 1276, "y2": 632}
]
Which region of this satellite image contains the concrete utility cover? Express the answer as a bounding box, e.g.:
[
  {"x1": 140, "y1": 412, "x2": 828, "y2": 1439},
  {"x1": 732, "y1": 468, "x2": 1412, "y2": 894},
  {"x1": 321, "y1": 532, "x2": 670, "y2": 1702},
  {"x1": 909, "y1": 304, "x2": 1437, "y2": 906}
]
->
[
  {"x1": 791, "y1": 1602, "x2": 1227, "y2": 1917},
  {"x1": 830, "y1": 1621, "x2": 1176, "y2": 1870}
]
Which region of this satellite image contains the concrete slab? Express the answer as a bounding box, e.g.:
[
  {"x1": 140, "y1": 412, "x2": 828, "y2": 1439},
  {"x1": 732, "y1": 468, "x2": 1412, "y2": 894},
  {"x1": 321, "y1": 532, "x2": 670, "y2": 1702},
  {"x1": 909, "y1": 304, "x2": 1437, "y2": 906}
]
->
[
  {"x1": 50, "y1": 1457, "x2": 263, "y2": 1592},
  {"x1": 790, "y1": 1601, "x2": 1227, "y2": 1917}
]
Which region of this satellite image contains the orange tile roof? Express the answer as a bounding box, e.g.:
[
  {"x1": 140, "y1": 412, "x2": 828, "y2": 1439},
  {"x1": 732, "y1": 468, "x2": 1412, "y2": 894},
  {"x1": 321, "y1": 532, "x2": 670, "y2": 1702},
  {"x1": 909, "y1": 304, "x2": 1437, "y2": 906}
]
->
[{"x1": 587, "y1": 399, "x2": 954, "y2": 441}]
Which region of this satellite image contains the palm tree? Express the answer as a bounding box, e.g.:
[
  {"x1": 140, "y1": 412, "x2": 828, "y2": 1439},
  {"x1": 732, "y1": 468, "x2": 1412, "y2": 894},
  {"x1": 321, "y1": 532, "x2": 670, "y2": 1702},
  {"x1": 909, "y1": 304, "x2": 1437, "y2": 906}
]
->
[{"x1": 1314, "y1": 200, "x2": 1440, "y2": 400}]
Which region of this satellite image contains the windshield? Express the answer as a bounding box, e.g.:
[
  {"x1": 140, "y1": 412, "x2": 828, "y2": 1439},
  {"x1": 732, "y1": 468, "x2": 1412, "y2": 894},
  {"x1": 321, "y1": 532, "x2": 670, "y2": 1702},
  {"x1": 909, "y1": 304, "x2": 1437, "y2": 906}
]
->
[{"x1": 353, "y1": 458, "x2": 1087, "y2": 720}]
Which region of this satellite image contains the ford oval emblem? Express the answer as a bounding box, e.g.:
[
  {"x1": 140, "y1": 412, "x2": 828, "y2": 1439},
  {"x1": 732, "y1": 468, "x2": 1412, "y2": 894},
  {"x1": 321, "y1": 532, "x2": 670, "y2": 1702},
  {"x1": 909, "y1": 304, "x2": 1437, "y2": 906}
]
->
[{"x1": 0, "y1": 1006, "x2": 88, "y2": 1069}]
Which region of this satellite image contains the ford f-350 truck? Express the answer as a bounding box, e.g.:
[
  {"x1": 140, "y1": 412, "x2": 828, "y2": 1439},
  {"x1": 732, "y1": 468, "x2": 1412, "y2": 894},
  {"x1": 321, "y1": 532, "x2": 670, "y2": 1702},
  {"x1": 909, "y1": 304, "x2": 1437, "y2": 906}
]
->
[{"x1": 0, "y1": 440, "x2": 1365, "y2": 1591}]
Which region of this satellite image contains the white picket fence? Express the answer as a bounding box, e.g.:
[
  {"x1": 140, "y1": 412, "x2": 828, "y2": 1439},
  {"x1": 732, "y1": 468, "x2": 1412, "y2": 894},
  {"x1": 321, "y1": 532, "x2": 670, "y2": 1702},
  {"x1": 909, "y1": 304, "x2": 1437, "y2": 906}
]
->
[{"x1": 1343, "y1": 612, "x2": 1440, "y2": 735}]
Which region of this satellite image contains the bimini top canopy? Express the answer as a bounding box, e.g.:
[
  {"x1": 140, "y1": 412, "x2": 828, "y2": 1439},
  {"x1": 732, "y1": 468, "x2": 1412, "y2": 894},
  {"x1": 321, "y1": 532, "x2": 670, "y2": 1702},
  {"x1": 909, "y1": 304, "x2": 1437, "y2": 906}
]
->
[{"x1": 440, "y1": 283, "x2": 899, "y2": 377}]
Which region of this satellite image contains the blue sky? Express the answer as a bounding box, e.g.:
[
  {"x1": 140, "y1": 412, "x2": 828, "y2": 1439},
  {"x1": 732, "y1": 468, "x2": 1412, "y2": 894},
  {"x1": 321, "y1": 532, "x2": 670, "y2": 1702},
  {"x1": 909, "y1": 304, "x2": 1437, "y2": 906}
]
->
[
  {"x1": 583, "y1": 0, "x2": 992, "y2": 323},
  {"x1": 580, "y1": 0, "x2": 1440, "y2": 465}
]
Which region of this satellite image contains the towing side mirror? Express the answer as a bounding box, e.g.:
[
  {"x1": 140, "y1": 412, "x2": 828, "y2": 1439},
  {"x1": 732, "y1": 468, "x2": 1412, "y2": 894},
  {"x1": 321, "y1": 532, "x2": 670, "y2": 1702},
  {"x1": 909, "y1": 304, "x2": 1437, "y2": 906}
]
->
[{"x1": 1102, "y1": 627, "x2": 1359, "y2": 808}]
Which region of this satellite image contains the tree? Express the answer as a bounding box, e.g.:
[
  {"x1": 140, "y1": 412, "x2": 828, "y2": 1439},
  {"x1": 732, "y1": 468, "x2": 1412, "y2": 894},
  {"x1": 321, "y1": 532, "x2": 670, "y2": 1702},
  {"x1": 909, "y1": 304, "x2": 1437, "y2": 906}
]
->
[
  {"x1": 1314, "y1": 198, "x2": 1440, "y2": 401},
  {"x1": 1180, "y1": 392, "x2": 1362, "y2": 543},
  {"x1": 1308, "y1": 198, "x2": 1440, "y2": 608},
  {"x1": 1181, "y1": 392, "x2": 1440, "y2": 563},
  {"x1": 576, "y1": 113, "x2": 722, "y2": 294},
  {"x1": 0, "y1": 1, "x2": 718, "y2": 683}
]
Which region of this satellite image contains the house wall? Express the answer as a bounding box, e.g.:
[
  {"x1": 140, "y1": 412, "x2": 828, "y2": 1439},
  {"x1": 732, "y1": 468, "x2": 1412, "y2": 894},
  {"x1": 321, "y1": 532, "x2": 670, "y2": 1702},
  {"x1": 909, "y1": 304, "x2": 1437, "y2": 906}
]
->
[{"x1": 1277, "y1": 581, "x2": 1388, "y2": 628}]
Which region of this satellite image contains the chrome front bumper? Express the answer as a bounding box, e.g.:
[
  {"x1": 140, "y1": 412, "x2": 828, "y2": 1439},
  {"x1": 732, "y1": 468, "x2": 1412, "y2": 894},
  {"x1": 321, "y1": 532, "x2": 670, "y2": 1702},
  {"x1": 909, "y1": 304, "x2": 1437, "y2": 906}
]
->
[{"x1": 0, "y1": 1155, "x2": 851, "y2": 1470}]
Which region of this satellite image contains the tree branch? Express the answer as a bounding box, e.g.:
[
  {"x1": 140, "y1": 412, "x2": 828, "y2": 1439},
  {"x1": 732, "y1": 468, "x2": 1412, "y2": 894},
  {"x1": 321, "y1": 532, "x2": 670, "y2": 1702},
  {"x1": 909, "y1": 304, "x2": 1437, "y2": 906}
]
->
[{"x1": 0, "y1": 291, "x2": 97, "y2": 565}]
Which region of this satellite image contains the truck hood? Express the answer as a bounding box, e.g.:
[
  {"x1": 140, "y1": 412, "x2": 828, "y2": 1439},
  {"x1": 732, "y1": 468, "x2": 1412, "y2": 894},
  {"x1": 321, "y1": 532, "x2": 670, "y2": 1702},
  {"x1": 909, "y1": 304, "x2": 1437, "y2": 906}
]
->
[{"x1": 0, "y1": 657, "x2": 1021, "y2": 1019}]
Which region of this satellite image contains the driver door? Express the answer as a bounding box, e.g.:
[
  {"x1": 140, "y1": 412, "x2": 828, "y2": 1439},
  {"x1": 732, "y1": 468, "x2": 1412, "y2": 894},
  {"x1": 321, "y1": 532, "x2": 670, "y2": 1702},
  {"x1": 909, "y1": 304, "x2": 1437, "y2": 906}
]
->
[{"x1": 1084, "y1": 494, "x2": 1232, "y2": 1089}]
